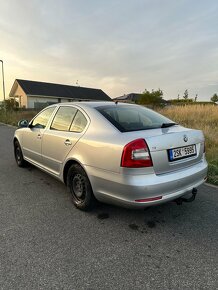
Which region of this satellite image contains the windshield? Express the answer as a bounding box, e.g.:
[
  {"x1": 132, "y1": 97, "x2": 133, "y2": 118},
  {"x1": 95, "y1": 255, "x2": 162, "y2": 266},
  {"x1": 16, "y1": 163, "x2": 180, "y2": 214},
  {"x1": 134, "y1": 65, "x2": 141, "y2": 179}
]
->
[{"x1": 96, "y1": 104, "x2": 175, "y2": 132}]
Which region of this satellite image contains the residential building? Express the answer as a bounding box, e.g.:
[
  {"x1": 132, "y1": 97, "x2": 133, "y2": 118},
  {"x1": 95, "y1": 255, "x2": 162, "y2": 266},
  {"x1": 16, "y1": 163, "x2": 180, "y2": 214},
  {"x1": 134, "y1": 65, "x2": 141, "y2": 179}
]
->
[
  {"x1": 114, "y1": 93, "x2": 143, "y2": 103},
  {"x1": 9, "y1": 79, "x2": 111, "y2": 109}
]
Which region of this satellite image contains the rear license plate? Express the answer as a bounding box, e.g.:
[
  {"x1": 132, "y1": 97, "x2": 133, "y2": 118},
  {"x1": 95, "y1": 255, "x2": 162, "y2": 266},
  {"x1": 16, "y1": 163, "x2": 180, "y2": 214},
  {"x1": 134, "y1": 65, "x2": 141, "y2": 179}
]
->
[{"x1": 168, "y1": 144, "x2": 197, "y2": 161}]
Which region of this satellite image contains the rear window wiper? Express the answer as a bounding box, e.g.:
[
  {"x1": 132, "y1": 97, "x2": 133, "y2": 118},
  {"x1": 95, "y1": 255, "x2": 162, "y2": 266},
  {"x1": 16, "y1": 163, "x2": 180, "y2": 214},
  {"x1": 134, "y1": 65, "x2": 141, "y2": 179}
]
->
[{"x1": 161, "y1": 122, "x2": 178, "y2": 128}]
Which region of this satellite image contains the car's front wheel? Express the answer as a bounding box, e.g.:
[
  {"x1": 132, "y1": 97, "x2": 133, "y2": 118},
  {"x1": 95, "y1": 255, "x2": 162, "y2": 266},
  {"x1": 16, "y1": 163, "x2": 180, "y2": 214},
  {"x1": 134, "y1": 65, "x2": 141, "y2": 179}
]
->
[
  {"x1": 14, "y1": 140, "x2": 26, "y2": 167},
  {"x1": 67, "y1": 164, "x2": 96, "y2": 211}
]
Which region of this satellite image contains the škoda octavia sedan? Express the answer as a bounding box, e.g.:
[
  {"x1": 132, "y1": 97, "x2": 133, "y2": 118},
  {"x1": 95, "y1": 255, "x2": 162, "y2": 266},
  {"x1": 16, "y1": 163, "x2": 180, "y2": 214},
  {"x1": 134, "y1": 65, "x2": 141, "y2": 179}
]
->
[{"x1": 14, "y1": 102, "x2": 208, "y2": 210}]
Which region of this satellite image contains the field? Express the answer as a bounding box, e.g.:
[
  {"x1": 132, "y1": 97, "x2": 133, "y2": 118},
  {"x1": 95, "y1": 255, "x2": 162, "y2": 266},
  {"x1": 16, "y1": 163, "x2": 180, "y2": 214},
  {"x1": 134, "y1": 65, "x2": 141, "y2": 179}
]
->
[
  {"x1": 0, "y1": 110, "x2": 38, "y2": 126},
  {"x1": 0, "y1": 105, "x2": 217, "y2": 185},
  {"x1": 157, "y1": 105, "x2": 218, "y2": 185}
]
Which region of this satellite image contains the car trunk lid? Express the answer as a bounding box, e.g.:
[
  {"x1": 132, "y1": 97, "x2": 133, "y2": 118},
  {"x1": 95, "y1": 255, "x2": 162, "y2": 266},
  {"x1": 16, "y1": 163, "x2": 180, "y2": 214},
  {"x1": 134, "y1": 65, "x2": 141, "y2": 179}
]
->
[{"x1": 123, "y1": 126, "x2": 204, "y2": 174}]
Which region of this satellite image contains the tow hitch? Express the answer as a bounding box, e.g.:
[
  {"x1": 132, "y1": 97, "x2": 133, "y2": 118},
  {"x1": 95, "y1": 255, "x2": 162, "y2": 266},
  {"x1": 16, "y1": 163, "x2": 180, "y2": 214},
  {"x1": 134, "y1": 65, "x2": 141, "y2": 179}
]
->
[{"x1": 175, "y1": 188, "x2": 197, "y2": 205}]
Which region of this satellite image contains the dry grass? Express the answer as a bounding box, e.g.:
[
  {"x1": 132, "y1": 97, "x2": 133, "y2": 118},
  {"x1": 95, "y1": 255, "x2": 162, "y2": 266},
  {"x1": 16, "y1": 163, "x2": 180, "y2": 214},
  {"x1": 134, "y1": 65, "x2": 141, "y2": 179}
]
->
[
  {"x1": 0, "y1": 105, "x2": 217, "y2": 185},
  {"x1": 0, "y1": 110, "x2": 38, "y2": 126},
  {"x1": 157, "y1": 105, "x2": 218, "y2": 185}
]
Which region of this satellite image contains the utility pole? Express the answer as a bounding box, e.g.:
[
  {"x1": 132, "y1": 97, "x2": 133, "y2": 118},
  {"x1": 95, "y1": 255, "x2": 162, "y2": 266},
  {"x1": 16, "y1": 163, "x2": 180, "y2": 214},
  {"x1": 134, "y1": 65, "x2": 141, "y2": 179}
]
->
[{"x1": 0, "y1": 60, "x2": 6, "y2": 101}]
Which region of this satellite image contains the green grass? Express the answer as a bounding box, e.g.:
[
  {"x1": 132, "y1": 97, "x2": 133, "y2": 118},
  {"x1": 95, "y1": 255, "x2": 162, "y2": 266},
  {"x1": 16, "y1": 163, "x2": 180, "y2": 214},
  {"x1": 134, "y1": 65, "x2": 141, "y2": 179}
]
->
[{"x1": 208, "y1": 160, "x2": 218, "y2": 186}]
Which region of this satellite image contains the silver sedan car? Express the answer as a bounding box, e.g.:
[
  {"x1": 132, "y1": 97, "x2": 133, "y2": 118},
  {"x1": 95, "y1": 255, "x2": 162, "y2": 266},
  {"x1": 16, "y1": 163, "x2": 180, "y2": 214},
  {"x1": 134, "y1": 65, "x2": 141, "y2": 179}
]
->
[{"x1": 14, "y1": 102, "x2": 208, "y2": 211}]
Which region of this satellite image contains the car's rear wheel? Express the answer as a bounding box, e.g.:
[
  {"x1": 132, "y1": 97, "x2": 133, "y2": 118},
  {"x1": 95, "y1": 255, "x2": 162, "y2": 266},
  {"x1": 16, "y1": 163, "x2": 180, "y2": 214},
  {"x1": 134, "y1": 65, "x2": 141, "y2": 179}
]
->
[
  {"x1": 14, "y1": 140, "x2": 26, "y2": 167},
  {"x1": 67, "y1": 164, "x2": 96, "y2": 211}
]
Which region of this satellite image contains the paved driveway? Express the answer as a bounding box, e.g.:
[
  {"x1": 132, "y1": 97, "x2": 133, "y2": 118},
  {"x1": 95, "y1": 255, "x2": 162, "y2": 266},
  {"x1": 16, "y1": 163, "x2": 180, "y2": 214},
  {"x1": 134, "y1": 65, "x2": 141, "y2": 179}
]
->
[{"x1": 0, "y1": 124, "x2": 217, "y2": 289}]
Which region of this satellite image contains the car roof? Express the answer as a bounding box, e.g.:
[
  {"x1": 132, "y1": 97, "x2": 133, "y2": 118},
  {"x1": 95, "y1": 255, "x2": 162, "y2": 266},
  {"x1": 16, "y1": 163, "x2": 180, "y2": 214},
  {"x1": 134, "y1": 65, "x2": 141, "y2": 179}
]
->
[{"x1": 54, "y1": 101, "x2": 135, "y2": 109}]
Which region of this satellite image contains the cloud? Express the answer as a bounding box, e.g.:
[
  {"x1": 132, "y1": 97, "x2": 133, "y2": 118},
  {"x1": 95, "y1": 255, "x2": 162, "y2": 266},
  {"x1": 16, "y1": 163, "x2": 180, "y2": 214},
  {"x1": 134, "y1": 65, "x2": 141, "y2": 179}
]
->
[{"x1": 0, "y1": 0, "x2": 218, "y2": 100}]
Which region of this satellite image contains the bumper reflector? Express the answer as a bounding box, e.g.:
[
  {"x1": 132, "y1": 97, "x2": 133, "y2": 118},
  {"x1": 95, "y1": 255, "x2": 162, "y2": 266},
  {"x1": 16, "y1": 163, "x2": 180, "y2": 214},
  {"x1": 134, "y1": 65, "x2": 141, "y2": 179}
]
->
[{"x1": 135, "y1": 196, "x2": 162, "y2": 203}]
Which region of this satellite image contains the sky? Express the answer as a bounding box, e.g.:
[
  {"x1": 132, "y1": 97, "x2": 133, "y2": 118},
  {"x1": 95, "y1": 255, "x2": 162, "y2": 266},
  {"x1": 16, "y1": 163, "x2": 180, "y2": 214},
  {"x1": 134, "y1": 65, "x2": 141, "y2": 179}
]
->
[{"x1": 0, "y1": 0, "x2": 218, "y2": 101}]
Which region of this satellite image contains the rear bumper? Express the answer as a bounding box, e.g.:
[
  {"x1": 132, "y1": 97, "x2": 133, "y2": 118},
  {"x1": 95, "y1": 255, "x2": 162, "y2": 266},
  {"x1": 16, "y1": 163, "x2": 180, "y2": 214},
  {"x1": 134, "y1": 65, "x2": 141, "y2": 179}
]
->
[{"x1": 85, "y1": 158, "x2": 208, "y2": 208}]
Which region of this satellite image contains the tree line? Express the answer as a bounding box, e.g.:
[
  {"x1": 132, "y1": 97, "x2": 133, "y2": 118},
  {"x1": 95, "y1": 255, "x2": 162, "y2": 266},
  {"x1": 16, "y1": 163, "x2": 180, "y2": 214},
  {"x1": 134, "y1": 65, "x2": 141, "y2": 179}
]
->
[{"x1": 137, "y1": 88, "x2": 218, "y2": 106}]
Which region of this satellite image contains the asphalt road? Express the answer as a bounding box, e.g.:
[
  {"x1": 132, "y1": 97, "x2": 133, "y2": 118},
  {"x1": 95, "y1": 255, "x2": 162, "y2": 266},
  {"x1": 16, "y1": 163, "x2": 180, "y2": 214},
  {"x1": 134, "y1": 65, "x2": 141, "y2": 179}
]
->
[{"x1": 0, "y1": 124, "x2": 217, "y2": 290}]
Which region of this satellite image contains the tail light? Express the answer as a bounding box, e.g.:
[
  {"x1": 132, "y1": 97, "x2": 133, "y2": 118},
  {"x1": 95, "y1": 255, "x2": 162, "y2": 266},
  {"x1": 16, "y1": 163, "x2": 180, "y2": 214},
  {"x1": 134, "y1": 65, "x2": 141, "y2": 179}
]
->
[{"x1": 121, "y1": 138, "x2": 153, "y2": 168}]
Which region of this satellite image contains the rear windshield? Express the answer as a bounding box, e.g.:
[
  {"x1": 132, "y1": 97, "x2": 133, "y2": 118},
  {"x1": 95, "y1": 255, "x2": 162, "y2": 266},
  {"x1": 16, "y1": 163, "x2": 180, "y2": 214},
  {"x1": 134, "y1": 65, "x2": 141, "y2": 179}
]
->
[{"x1": 96, "y1": 105, "x2": 173, "y2": 132}]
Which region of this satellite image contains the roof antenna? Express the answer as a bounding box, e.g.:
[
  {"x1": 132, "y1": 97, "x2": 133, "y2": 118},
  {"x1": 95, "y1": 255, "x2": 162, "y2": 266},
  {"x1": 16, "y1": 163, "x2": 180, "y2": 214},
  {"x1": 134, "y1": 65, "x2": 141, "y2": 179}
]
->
[{"x1": 76, "y1": 80, "x2": 79, "y2": 86}]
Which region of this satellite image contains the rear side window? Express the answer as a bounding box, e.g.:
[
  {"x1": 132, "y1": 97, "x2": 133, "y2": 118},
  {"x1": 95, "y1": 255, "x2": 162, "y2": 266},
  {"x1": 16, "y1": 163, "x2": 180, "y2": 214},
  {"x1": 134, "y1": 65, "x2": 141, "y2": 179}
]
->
[
  {"x1": 51, "y1": 107, "x2": 77, "y2": 131},
  {"x1": 31, "y1": 107, "x2": 55, "y2": 129},
  {"x1": 70, "y1": 110, "x2": 87, "y2": 133},
  {"x1": 96, "y1": 105, "x2": 172, "y2": 132}
]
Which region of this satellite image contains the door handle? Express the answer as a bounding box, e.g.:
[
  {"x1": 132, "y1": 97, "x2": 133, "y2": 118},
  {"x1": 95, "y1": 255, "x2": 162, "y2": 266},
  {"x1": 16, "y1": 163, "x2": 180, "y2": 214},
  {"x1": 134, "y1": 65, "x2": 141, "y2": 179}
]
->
[{"x1": 64, "y1": 139, "x2": 72, "y2": 146}]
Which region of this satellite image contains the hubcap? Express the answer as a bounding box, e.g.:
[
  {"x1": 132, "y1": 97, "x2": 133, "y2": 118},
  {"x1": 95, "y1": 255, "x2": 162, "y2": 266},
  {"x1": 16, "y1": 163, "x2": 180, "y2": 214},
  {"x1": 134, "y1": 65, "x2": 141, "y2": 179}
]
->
[{"x1": 72, "y1": 174, "x2": 85, "y2": 199}]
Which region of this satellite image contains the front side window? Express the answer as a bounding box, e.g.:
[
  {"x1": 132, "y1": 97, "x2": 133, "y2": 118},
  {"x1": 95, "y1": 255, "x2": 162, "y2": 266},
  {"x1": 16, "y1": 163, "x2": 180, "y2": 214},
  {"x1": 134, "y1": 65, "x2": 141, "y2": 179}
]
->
[
  {"x1": 51, "y1": 107, "x2": 77, "y2": 131},
  {"x1": 70, "y1": 110, "x2": 87, "y2": 133},
  {"x1": 31, "y1": 107, "x2": 55, "y2": 129}
]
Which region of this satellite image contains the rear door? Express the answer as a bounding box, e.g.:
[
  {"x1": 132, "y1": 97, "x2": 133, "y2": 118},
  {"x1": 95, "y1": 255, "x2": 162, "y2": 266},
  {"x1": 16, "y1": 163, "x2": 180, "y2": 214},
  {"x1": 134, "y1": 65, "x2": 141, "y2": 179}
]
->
[{"x1": 41, "y1": 106, "x2": 88, "y2": 175}]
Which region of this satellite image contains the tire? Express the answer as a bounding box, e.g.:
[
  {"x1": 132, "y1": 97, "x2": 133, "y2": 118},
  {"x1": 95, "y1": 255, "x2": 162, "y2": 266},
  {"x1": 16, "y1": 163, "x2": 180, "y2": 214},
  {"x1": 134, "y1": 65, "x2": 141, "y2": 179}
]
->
[
  {"x1": 14, "y1": 140, "x2": 26, "y2": 167},
  {"x1": 67, "y1": 164, "x2": 96, "y2": 211}
]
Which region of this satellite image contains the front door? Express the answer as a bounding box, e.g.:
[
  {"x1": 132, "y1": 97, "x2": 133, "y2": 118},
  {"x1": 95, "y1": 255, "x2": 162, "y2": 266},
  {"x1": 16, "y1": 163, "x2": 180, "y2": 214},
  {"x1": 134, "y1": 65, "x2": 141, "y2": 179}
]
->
[{"x1": 22, "y1": 107, "x2": 56, "y2": 165}]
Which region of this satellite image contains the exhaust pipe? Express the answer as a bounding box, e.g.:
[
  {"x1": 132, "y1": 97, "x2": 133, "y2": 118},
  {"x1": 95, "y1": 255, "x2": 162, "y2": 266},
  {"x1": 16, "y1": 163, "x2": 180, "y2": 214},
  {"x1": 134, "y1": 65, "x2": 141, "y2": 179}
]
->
[{"x1": 175, "y1": 188, "x2": 197, "y2": 205}]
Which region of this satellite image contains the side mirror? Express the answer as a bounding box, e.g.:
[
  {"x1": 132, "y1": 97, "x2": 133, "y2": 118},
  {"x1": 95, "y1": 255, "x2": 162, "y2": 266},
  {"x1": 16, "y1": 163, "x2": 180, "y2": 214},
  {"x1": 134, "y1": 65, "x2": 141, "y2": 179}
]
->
[{"x1": 18, "y1": 119, "x2": 29, "y2": 128}]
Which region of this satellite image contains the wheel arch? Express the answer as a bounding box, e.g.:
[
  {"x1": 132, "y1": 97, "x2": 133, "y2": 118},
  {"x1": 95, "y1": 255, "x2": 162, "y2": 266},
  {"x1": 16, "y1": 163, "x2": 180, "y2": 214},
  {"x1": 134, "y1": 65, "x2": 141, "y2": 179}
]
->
[
  {"x1": 13, "y1": 135, "x2": 22, "y2": 147},
  {"x1": 63, "y1": 159, "x2": 87, "y2": 185},
  {"x1": 13, "y1": 137, "x2": 19, "y2": 145}
]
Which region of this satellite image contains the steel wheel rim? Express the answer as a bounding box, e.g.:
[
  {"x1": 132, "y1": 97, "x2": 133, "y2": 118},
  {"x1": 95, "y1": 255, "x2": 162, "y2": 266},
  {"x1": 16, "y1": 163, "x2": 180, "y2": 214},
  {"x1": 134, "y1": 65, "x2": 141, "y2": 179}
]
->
[
  {"x1": 72, "y1": 174, "x2": 86, "y2": 201},
  {"x1": 16, "y1": 146, "x2": 21, "y2": 162}
]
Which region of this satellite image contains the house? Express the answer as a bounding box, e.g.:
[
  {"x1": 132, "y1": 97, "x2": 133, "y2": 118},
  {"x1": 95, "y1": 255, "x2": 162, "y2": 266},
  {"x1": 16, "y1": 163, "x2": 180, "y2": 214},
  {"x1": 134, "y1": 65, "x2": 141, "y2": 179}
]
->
[
  {"x1": 114, "y1": 93, "x2": 143, "y2": 103},
  {"x1": 9, "y1": 79, "x2": 111, "y2": 109},
  {"x1": 114, "y1": 92, "x2": 168, "y2": 106}
]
